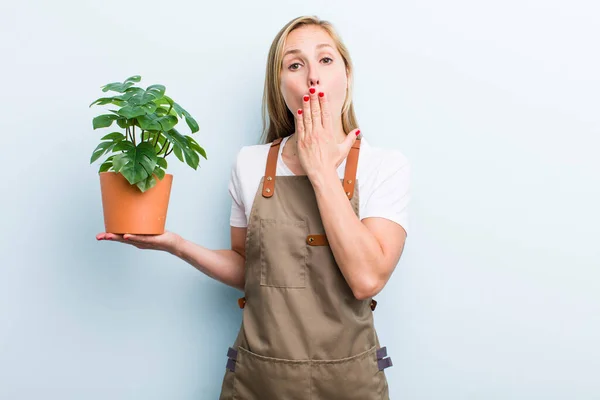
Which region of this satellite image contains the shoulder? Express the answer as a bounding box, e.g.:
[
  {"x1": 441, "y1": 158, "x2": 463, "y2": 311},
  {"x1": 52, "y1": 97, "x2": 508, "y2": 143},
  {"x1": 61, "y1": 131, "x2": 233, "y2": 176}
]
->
[
  {"x1": 358, "y1": 137, "x2": 410, "y2": 182},
  {"x1": 235, "y1": 142, "x2": 271, "y2": 164}
]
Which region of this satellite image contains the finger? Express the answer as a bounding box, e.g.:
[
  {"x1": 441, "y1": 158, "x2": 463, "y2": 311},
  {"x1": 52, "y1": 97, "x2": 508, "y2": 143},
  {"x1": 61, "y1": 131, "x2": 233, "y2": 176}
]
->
[
  {"x1": 295, "y1": 108, "x2": 305, "y2": 142},
  {"x1": 343, "y1": 128, "x2": 361, "y2": 154},
  {"x1": 318, "y1": 91, "x2": 333, "y2": 132},
  {"x1": 123, "y1": 233, "x2": 152, "y2": 244},
  {"x1": 101, "y1": 233, "x2": 125, "y2": 242},
  {"x1": 302, "y1": 94, "x2": 312, "y2": 140},
  {"x1": 309, "y1": 87, "x2": 322, "y2": 132}
]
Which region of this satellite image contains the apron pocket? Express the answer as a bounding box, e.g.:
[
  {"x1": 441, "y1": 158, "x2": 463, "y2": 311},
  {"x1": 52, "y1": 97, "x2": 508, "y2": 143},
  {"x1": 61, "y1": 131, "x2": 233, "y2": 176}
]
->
[
  {"x1": 311, "y1": 346, "x2": 389, "y2": 400},
  {"x1": 233, "y1": 346, "x2": 311, "y2": 400},
  {"x1": 259, "y1": 218, "x2": 308, "y2": 288}
]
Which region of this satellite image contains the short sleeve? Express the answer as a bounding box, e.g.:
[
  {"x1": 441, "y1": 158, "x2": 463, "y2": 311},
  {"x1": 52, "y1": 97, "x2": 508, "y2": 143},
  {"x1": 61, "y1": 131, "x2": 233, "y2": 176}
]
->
[
  {"x1": 228, "y1": 149, "x2": 248, "y2": 228},
  {"x1": 361, "y1": 156, "x2": 410, "y2": 236}
]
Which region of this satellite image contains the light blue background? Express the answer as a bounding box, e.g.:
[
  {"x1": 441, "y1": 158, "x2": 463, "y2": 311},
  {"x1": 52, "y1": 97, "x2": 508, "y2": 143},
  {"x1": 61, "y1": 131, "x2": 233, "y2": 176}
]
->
[{"x1": 1, "y1": 0, "x2": 598, "y2": 398}]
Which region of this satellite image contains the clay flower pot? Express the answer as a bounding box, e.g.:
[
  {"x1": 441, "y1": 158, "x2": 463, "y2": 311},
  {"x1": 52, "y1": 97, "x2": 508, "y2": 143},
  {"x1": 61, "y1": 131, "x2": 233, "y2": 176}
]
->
[
  {"x1": 90, "y1": 75, "x2": 207, "y2": 235},
  {"x1": 99, "y1": 171, "x2": 173, "y2": 234}
]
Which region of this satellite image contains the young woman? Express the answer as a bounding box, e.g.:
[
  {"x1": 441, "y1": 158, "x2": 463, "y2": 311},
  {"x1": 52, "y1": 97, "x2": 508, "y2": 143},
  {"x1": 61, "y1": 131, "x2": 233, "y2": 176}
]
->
[{"x1": 97, "y1": 15, "x2": 410, "y2": 400}]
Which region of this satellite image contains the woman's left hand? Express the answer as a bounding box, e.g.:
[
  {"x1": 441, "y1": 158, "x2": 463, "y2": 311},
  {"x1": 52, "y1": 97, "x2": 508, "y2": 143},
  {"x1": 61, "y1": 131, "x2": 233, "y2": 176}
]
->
[{"x1": 294, "y1": 88, "x2": 360, "y2": 180}]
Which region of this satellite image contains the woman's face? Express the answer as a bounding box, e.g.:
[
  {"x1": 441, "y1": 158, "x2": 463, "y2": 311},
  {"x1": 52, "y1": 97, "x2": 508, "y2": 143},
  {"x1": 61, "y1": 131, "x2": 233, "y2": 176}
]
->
[{"x1": 280, "y1": 25, "x2": 349, "y2": 122}]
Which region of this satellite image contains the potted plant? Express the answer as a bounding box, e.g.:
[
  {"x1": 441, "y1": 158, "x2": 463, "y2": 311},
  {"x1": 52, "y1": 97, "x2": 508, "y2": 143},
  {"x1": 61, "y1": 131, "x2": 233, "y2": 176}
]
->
[{"x1": 90, "y1": 75, "x2": 206, "y2": 235}]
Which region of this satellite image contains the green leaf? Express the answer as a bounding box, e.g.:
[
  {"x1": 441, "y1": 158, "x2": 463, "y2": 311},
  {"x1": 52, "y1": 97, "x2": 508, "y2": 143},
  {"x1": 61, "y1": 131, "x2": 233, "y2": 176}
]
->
[
  {"x1": 146, "y1": 84, "x2": 166, "y2": 99},
  {"x1": 125, "y1": 75, "x2": 142, "y2": 83},
  {"x1": 90, "y1": 141, "x2": 114, "y2": 163},
  {"x1": 169, "y1": 101, "x2": 199, "y2": 133},
  {"x1": 173, "y1": 145, "x2": 184, "y2": 162},
  {"x1": 118, "y1": 103, "x2": 157, "y2": 118},
  {"x1": 171, "y1": 100, "x2": 185, "y2": 118},
  {"x1": 138, "y1": 114, "x2": 178, "y2": 132},
  {"x1": 128, "y1": 91, "x2": 160, "y2": 106},
  {"x1": 164, "y1": 128, "x2": 199, "y2": 169},
  {"x1": 154, "y1": 106, "x2": 170, "y2": 116},
  {"x1": 112, "y1": 142, "x2": 158, "y2": 185},
  {"x1": 99, "y1": 155, "x2": 115, "y2": 172},
  {"x1": 116, "y1": 118, "x2": 128, "y2": 129},
  {"x1": 101, "y1": 132, "x2": 126, "y2": 141},
  {"x1": 113, "y1": 140, "x2": 135, "y2": 152},
  {"x1": 185, "y1": 135, "x2": 207, "y2": 160},
  {"x1": 183, "y1": 112, "x2": 199, "y2": 133},
  {"x1": 92, "y1": 114, "x2": 119, "y2": 129},
  {"x1": 136, "y1": 174, "x2": 157, "y2": 192},
  {"x1": 91, "y1": 133, "x2": 127, "y2": 163},
  {"x1": 102, "y1": 81, "x2": 135, "y2": 93},
  {"x1": 123, "y1": 87, "x2": 144, "y2": 96},
  {"x1": 153, "y1": 95, "x2": 173, "y2": 108},
  {"x1": 153, "y1": 166, "x2": 166, "y2": 180},
  {"x1": 157, "y1": 157, "x2": 167, "y2": 169},
  {"x1": 89, "y1": 97, "x2": 126, "y2": 107}
]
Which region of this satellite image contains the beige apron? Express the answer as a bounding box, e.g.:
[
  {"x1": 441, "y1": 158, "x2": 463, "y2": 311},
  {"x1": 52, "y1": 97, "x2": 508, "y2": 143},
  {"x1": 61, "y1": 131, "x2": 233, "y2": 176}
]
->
[{"x1": 219, "y1": 137, "x2": 393, "y2": 400}]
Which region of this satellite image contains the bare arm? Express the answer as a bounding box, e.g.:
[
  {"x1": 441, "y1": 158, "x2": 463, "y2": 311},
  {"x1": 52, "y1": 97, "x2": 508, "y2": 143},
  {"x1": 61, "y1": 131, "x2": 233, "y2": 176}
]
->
[
  {"x1": 97, "y1": 226, "x2": 248, "y2": 292},
  {"x1": 311, "y1": 169, "x2": 407, "y2": 300},
  {"x1": 172, "y1": 226, "x2": 247, "y2": 291}
]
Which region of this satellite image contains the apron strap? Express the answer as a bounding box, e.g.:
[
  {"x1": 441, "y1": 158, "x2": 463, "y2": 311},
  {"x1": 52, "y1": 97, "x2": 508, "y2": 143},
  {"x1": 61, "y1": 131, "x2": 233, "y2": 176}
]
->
[
  {"x1": 306, "y1": 234, "x2": 329, "y2": 246},
  {"x1": 262, "y1": 138, "x2": 282, "y2": 198},
  {"x1": 262, "y1": 136, "x2": 361, "y2": 198},
  {"x1": 343, "y1": 138, "x2": 361, "y2": 200}
]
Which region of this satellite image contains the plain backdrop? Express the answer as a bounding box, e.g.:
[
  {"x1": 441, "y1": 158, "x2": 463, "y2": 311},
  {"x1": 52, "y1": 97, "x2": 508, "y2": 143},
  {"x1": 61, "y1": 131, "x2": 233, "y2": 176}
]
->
[{"x1": 1, "y1": 0, "x2": 598, "y2": 399}]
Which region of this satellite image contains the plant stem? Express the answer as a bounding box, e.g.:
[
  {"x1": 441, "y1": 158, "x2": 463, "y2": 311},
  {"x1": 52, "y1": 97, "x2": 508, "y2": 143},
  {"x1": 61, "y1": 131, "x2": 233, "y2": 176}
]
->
[
  {"x1": 158, "y1": 140, "x2": 169, "y2": 156},
  {"x1": 165, "y1": 144, "x2": 173, "y2": 157},
  {"x1": 153, "y1": 132, "x2": 160, "y2": 148}
]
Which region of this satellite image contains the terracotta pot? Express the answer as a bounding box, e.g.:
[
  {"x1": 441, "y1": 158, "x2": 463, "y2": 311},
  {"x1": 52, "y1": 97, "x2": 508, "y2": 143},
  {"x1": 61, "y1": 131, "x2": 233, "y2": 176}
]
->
[{"x1": 99, "y1": 171, "x2": 173, "y2": 234}]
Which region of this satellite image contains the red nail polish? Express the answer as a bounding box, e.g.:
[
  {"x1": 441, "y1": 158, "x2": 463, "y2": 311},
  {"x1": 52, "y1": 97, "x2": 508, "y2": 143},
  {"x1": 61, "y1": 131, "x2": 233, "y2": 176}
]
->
[
  {"x1": 309, "y1": 88, "x2": 316, "y2": 94},
  {"x1": 303, "y1": 95, "x2": 310, "y2": 102},
  {"x1": 298, "y1": 109, "x2": 303, "y2": 115},
  {"x1": 356, "y1": 130, "x2": 361, "y2": 136},
  {"x1": 318, "y1": 92, "x2": 324, "y2": 98}
]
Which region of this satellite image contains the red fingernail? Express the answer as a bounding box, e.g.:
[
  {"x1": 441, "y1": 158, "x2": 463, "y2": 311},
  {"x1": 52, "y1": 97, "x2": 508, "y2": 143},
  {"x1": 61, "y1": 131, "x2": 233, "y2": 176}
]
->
[
  {"x1": 356, "y1": 130, "x2": 361, "y2": 136},
  {"x1": 309, "y1": 88, "x2": 316, "y2": 94},
  {"x1": 303, "y1": 95, "x2": 309, "y2": 102},
  {"x1": 318, "y1": 92, "x2": 324, "y2": 97},
  {"x1": 298, "y1": 109, "x2": 303, "y2": 115}
]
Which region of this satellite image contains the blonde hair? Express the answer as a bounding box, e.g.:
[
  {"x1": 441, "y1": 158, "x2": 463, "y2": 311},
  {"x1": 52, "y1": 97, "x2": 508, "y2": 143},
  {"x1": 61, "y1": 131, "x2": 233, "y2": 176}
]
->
[{"x1": 260, "y1": 15, "x2": 358, "y2": 144}]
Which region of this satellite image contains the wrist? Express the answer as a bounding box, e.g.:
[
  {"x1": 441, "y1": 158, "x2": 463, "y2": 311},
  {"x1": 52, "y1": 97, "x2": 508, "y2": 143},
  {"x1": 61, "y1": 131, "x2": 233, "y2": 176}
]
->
[
  {"x1": 167, "y1": 234, "x2": 185, "y2": 257},
  {"x1": 310, "y1": 167, "x2": 339, "y2": 191}
]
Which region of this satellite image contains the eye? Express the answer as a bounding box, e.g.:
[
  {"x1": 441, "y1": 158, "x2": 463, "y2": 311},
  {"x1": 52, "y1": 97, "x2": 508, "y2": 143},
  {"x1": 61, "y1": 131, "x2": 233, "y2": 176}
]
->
[{"x1": 288, "y1": 57, "x2": 334, "y2": 71}]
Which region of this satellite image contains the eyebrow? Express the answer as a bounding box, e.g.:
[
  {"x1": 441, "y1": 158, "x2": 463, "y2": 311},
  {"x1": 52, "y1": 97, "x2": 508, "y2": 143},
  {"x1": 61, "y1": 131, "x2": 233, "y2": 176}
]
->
[{"x1": 282, "y1": 43, "x2": 335, "y2": 58}]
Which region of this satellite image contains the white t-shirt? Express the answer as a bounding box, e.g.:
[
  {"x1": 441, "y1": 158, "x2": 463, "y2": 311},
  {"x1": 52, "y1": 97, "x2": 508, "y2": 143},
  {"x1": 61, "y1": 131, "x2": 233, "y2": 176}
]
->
[{"x1": 228, "y1": 135, "x2": 410, "y2": 236}]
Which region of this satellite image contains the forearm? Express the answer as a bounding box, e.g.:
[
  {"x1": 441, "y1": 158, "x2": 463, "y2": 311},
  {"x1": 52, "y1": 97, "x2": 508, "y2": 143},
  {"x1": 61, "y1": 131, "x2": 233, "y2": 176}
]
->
[
  {"x1": 311, "y1": 169, "x2": 384, "y2": 299},
  {"x1": 170, "y1": 238, "x2": 245, "y2": 291}
]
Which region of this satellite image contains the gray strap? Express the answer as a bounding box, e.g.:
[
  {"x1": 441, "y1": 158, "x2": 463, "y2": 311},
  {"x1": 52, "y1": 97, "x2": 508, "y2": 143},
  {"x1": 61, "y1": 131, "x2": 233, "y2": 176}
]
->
[
  {"x1": 378, "y1": 357, "x2": 393, "y2": 371},
  {"x1": 226, "y1": 358, "x2": 236, "y2": 372},
  {"x1": 376, "y1": 347, "x2": 387, "y2": 360},
  {"x1": 227, "y1": 347, "x2": 238, "y2": 360}
]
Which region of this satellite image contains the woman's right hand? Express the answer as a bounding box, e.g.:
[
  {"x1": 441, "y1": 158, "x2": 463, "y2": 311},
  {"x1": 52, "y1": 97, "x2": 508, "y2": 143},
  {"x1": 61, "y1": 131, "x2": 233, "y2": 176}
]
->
[{"x1": 96, "y1": 230, "x2": 182, "y2": 255}]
